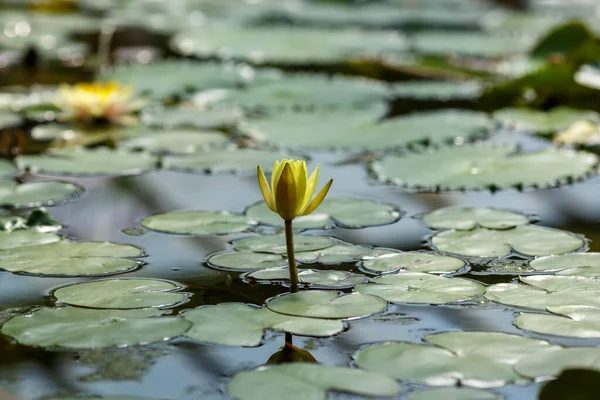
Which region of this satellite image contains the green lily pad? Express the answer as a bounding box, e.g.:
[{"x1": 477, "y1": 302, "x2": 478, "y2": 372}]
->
[
  {"x1": 391, "y1": 81, "x2": 483, "y2": 101},
  {"x1": 140, "y1": 106, "x2": 243, "y2": 130},
  {"x1": 355, "y1": 272, "x2": 484, "y2": 304},
  {"x1": 171, "y1": 26, "x2": 406, "y2": 65},
  {"x1": 0, "y1": 179, "x2": 82, "y2": 208},
  {"x1": 120, "y1": 129, "x2": 230, "y2": 154},
  {"x1": 360, "y1": 252, "x2": 466, "y2": 274},
  {"x1": 294, "y1": 243, "x2": 376, "y2": 265},
  {"x1": 354, "y1": 331, "x2": 558, "y2": 388},
  {"x1": 266, "y1": 290, "x2": 387, "y2": 320},
  {"x1": 0, "y1": 159, "x2": 16, "y2": 177},
  {"x1": 53, "y1": 278, "x2": 188, "y2": 309},
  {"x1": 411, "y1": 31, "x2": 535, "y2": 57},
  {"x1": 407, "y1": 388, "x2": 502, "y2": 400},
  {"x1": 164, "y1": 149, "x2": 300, "y2": 174},
  {"x1": 0, "y1": 208, "x2": 61, "y2": 232},
  {"x1": 372, "y1": 144, "x2": 598, "y2": 191},
  {"x1": 228, "y1": 363, "x2": 401, "y2": 400},
  {"x1": 223, "y1": 74, "x2": 388, "y2": 111},
  {"x1": 0, "y1": 229, "x2": 60, "y2": 250},
  {"x1": 1, "y1": 307, "x2": 190, "y2": 349},
  {"x1": 142, "y1": 211, "x2": 253, "y2": 236},
  {"x1": 17, "y1": 148, "x2": 157, "y2": 176},
  {"x1": 421, "y1": 207, "x2": 530, "y2": 230},
  {"x1": 0, "y1": 111, "x2": 21, "y2": 129},
  {"x1": 100, "y1": 60, "x2": 255, "y2": 100},
  {"x1": 182, "y1": 303, "x2": 344, "y2": 346},
  {"x1": 515, "y1": 347, "x2": 600, "y2": 379},
  {"x1": 247, "y1": 108, "x2": 491, "y2": 150},
  {"x1": 530, "y1": 253, "x2": 600, "y2": 277},
  {"x1": 30, "y1": 123, "x2": 142, "y2": 147},
  {"x1": 431, "y1": 225, "x2": 585, "y2": 258},
  {"x1": 0, "y1": 240, "x2": 143, "y2": 277},
  {"x1": 494, "y1": 107, "x2": 599, "y2": 133},
  {"x1": 485, "y1": 275, "x2": 600, "y2": 310},
  {"x1": 515, "y1": 306, "x2": 600, "y2": 338},
  {"x1": 233, "y1": 235, "x2": 335, "y2": 254},
  {"x1": 245, "y1": 268, "x2": 368, "y2": 289},
  {"x1": 245, "y1": 197, "x2": 403, "y2": 230},
  {"x1": 207, "y1": 251, "x2": 286, "y2": 272}
]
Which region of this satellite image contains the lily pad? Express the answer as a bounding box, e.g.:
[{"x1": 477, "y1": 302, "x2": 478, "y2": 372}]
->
[
  {"x1": 171, "y1": 26, "x2": 406, "y2": 65},
  {"x1": 354, "y1": 332, "x2": 558, "y2": 388},
  {"x1": 227, "y1": 363, "x2": 401, "y2": 400},
  {"x1": 245, "y1": 269, "x2": 368, "y2": 289},
  {"x1": 140, "y1": 106, "x2": 243, "y2": 130},
  {"x1": 372, "y1": 144, "x2": 598, "y2": 191},
  {"x1": 515, "y1": 347, "x2": 600, "y2": 379},
  {"x1": 485, "y1": 275, "x2": 600, "y2": 310},
  {"x1": 515, "y1": 306, "x2": 600, "y2": 338},
  {"x1": 391, "y1": 81, "x2": 483, "y2": 101},
  {"x1": 494, "y1": 107, "x2": 599, "y2": 133},
  {"x1": 407, "y1": 388, "x2": 502, "y2": 400},
  {"x1": 410, "y1": 31, "x2": 535, "y2": 57},
  {"x1": 53, "y1": 278, "x2": 188, "y2": 309},
  {"x1": 361, "y1": 251, "x2": 466, "y2": 274},
  {"x1": 431, "y1": 225, "x2": 585, "y2": 258},
  {"x1": 355, "y1": 272, "x2": 484, "y2": 304},
  {"x1": 0, "y1": 229, "x2": 60, "y2": 250},
  {"x1": 164, "y1": 149, "x2": 300, "y2": 174},
  {"x1": 17, "y1": 148, "x2": 157, "y2": 176},
  {"x1": 233, "y1": 235, "x2": 335, "y2": 254},
  {"x1": 0, "y1": 208, "x2": 60, "y2": 232},
  {"x1": 421, "y1": 207, "x2": 530, "y2": 230},
  {"x1": 182, "y1": 303, "x2": 344, "y2": 346},
  {"x1": 245, "y1": 197, "x2": 403, "y2": 230},
  {"x1": 266, "y1": 290, "x2": 387, "y2": 320},
  {"x1": 142, "y1": 211, "x2": 253, "y2": 236},
  {"x1": 0, "y1": 240, "x2": 143, "y2": 277},
  {"x1": 0, "y1": 159, "x2": 16, "y2": 177},
  {"x1": 294, "y1": 243, "x2": 376, "y2": 265},
  {"x1": 530, "y1": 253, "x2": 600, "y2": 277},
  {"x1": 0, "y1": 111, "x2": 22, "y2": 129},
  {"x1": 1, "y1": 307, "x2": 190, "y2": 349},
  {"x1": 207, "y1": 251, "x2": 286, "y2": 272},
  {"x1": 0, "y1": 179, "x2": 82, "y2": 208},
  {"x1": 120, "y1": 129, "x2": 230, "y2": 154},
  {"x1": 247, "y1": 108, "x2": 490, "y2": 151}
]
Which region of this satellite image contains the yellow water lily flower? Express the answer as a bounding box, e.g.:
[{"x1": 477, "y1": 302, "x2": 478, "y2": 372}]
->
[
  {"x1": 257, "y1": 159, "x2": 333, "y2": 221},
  {"x1": 54, "y1": 81, "x2": 145, "y2": 125}
]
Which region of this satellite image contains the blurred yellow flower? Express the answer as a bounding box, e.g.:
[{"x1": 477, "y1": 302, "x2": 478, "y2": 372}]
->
[
  {"x1": 554, "y1": 120, "x2": 600, "y2": 146},
  {"x1": 54, "y1": 81, "x2": 145, "y2": 125},
  {"x1": 257, "y1": 159, "x2": 333, "y2": 221}
]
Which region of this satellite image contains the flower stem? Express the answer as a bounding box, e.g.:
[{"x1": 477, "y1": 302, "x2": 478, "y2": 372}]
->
[{"x1": 284, "y1": 219, "x2": 299, "y2": 293}]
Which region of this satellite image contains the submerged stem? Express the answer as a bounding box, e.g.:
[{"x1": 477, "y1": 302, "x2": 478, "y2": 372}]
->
[{"x1": 284, "y1": 219, "x2": 299, "y2": 293}]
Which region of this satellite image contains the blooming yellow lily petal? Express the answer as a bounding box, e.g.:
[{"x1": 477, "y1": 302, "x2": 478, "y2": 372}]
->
[
  {"x1": 275, "y1": 163, "x2": 299, "y2": 220},
  {"x1": 301, "y1": 178, "x2": 333, "y2": 216},
  {"x1": 294, "y1": 160, "x2": 308, "y2": 215},
  {"x1": 257, "y1": 165, "x2": 275, "y2": 211}
]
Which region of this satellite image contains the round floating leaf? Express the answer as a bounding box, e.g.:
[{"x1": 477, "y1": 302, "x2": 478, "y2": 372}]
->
[
  {"x1": 245, "y1": 197, "x2": 403, "y2": 230},
  {"x1": 0, "y1": 110, "x2": 23, "y2": 129},
  {"x1": 372, "y1": 144, "x2": 598, "y2": 191},
  {"x1": 227, "y1": 363, "x2": 401, "y2": 400},
  {"x1": 355, "y1": 272, "x2": 484, "y2": 304},
  {"x1": 485, "y1": 275, "x2": 600, "y2": 310},
  {"x1": 294, "y1": 243, "x2": 376, "y2": 265},
  {"x1": 224, "y1": 74, "x2": 388, "y2": 111},
  {"x1": 266, "y1": 290, "x2": 387, "y2": 319},
  {"x1": 142, "y1": 211, "x2": 253, "y2": 236},
  {"x1": 0, "y1": 179, "x2": 82, "y2": 208},
  {"x1": 421, "y1": 207, "x2": 530, "y2": 230},
  {"x1": 182, "y1": 303, "x2": 344, "y2": 346},
  {"x1": 0, "y1": 208, "x2": 61, "y2": 232},
  {"x1": 411, "y1": 31, "x2": 535, "y2": 57},
  {"x1": 17, "y1": 148, "x2": 157, "y2": 176},
  {"x1": 0, "y1": 229, "x2": 60, "y2": 250},
  {"x1": 0, "y1": 240, "x2": 143, "y2": 277},
  {"x1": 494, "y1": 107, "x2": 599, "y2": 133},
  {"x1": 100, "y1": 60, "x2": 255, "y2": 100},
  {"x1": 246, "y1": 268, "x2": 368, "y2": 289},
  {"x1": 164, "y1": 149, "x2": 300, "y2": 174},
  {"x1": 516, "y1": 305, "x2": 600, "y2": 338},
  {"x1": 355, "y1": 332, "x2": 558, "y2": 388},
  {"x1": 30, "y1": 123, "x2": 142, "y2": 148},
  {"x1": 407, "y1": 388, "x2": 502, "y2": 400},
  {"x1": 431, "y1": 225, "x2": 585, "y2": 258},
  {"x1": 1, "y1": 307, "x2": 190, "y2": 349},
  {"x1": 361, "y1": 252, "x2": 465, "y2": 274},
  {"x1": 141, "y1": 106, "x2": 242, "y2": 130},
  {"x1": 530, "y1": 253, "x2": 600, "y2": 277},
  {"x1": 53, "y1": 278, "x2": 188, "y2": 309},
  {"x1": 233, "y1": 235, "x2": 334, "y2": 254},
  {"x1": 172, "y1": 26, "x2": 406, "y2": 65},
  {"x1": 120, "y1": 129, "x2": 230, "y2": 154},
  {"x1": 0, "y1": 159, "x2": 16, "y2": 177},
  {"x1": 391, "y1": 81, "x2": 483, "y2": 101},
  {"x1": 247, "y1": 108, "x2": 490, "y2": 151},
  {"x1": 208, "y1": 251, "x2": 286, "y2": 272},
  {"x1": 515, "y1": 347, "x2": 600, "y2": 379}
]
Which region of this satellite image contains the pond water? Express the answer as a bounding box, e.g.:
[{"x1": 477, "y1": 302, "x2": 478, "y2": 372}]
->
[{"x1": 2, "y1": 0, "x2": 600, "y2": 399}]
